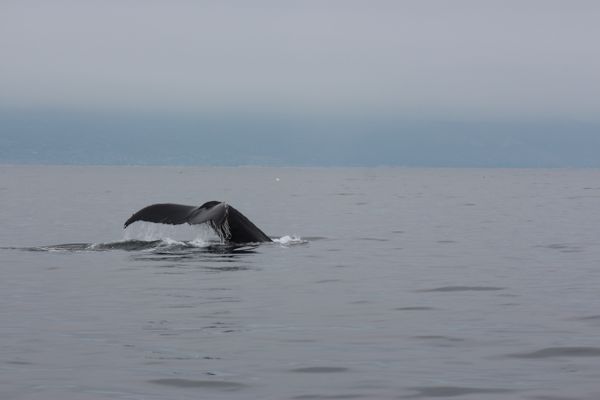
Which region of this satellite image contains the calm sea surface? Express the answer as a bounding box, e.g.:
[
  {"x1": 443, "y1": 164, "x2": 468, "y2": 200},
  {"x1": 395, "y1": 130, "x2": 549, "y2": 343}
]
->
[{"x1": 1, "y1": 166, "x2": 600, "y2": 400}]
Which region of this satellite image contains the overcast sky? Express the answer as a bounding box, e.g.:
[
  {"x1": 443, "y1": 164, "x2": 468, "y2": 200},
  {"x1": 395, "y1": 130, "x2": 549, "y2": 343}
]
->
[{"x1": 2, "y1": 0, "x2": 599, "y2": 120}]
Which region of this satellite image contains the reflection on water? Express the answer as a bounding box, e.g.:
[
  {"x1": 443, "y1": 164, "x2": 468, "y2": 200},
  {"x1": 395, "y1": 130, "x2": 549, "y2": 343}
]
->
[
  {"x1": 16, "y1": 239, "x2": 267, "y2": 268},
  {"x1": 22, "y1": 239, "x2": 260, "y2": 254}
]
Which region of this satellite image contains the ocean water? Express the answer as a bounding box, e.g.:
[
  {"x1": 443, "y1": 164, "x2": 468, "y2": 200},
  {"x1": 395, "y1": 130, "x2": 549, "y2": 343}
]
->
[{"x1": 1, "y1": 165, "x2": 600, "y2": 400}]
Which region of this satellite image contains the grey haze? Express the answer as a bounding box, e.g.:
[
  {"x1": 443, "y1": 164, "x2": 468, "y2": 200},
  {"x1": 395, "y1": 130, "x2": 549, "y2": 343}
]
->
[{"x1": 1, "y1": 1, "x2": 599, "y2": 166}]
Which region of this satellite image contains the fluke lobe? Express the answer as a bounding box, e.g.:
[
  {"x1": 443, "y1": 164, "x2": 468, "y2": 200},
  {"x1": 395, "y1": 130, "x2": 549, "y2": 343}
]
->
[{"x1": 124, "y1": 201, "x2": 272, "y2": 243}]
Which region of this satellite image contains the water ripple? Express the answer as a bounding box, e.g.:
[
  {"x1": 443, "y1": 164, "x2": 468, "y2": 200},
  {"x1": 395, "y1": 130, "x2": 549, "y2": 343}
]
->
[
  {"x1": 401, "y1": 386, "x2": 516, "y2": 398},
  {"x1": 293, "y1": 395, "x2": 365, "y2": 399},
  {"x1": 509, "y1": 347, "x2": 600, "y2": 359},
  {"x1": 148, "y1": 378, "x2": 247, "y2": 390},
  {"x1": 412, "y1": 335, "x2": 465, "y2": 342},
  {"x1": 289, "y1": 367, "x2": 349, "y2": 373},
  {"x1": 418, "y1": 286, "x2": 505, "y2": 292}
]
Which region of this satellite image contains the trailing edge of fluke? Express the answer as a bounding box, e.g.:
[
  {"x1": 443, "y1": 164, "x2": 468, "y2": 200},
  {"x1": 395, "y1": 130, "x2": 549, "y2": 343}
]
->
[{"x1": 124, "y1": 201, "x2": 272, "y2": 243}]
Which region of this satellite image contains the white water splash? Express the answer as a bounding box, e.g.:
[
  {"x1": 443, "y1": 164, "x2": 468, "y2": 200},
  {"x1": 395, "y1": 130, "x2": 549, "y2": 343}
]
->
[
  {"x1": 273, "y1": 235, "x2": 306, "y2": 246},
  {"x1": 158, "y1": 237, "x2": 187, "y2": 247},
  {"x1": 188, "y1": 238, "x2": 209, "y2": 247},
  {"x1": 123, "y1": 221, "x2": 218, "y2": 243}
]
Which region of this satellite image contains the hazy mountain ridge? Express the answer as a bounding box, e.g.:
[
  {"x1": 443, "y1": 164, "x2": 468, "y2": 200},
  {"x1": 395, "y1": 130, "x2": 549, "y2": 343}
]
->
[{"x1": 2, "y1": 110, "x2": 598, "y2": 167}]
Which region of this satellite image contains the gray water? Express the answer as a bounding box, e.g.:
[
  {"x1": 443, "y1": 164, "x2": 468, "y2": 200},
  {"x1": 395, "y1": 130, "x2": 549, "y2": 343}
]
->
[{"x1": 1, "y1": 166, "x2": 600, "y2": 400}]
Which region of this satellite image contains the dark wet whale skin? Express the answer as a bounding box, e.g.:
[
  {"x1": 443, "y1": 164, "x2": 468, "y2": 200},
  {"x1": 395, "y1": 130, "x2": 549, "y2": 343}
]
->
[{"x1": 124, "y1": 201, "x2": 272, "y2": 243}]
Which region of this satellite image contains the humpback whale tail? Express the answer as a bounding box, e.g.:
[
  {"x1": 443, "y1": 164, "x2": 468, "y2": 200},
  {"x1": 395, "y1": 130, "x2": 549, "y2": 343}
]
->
[{"x1": 124, "y1": 201, "x2": 272, "y2": 243}]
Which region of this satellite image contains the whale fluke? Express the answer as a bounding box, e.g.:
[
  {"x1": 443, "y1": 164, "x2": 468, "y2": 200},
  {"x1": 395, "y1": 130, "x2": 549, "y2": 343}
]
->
[{"x1": 124, "y1": 201, "x2": 272, "y2": 243}]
